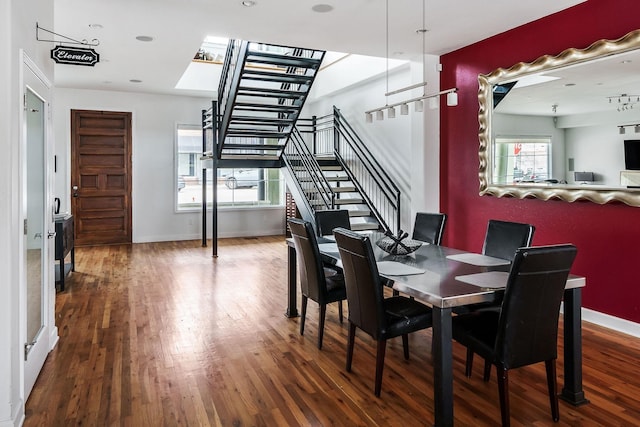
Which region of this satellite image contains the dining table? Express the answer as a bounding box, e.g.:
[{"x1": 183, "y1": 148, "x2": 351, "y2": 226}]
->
[{"x1": 285, "y1": 234, "x2": 589, "y2": 426}]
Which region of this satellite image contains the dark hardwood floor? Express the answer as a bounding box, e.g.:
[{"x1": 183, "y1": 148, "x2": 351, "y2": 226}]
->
[{"x1": 25, "y1": 237, "x2": 640, "y2": 426}]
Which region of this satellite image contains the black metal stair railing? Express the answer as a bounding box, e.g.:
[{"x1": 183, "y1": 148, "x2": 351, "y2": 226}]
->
[
  {"x1": 293, "y1": 108, "x2": 401, "y2": 234},
  {"x1": 216, "y1": 39, "x2": 242, "y2": 158},
  {"x1": 282, "y1": 127, "x2": 335, "y2": 216},
  {"x1": 332, "y1": 106, "x2": 401, "y2": 233}
]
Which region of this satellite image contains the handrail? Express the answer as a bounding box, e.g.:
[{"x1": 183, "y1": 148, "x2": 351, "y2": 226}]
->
[
  {"x1": 294, "y1": 110, "x2": 401, "y2": 233},
  {"x1": 217, "y1": 40, "x2": 246, "y2": 156},
  {"x1": 297, "y1": 109, "x2": 400, "y2": 233},
  {"x1": 283, "y1": 128, "x2": 335, "y2": 212},
  {"x1": 333, "y1": 106, "x2": 400, "y2": 208}
]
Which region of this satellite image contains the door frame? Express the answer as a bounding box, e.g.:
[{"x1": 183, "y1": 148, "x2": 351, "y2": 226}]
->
[{"x1": 19, "y1": 51, "x2": 58, "y2": 399}]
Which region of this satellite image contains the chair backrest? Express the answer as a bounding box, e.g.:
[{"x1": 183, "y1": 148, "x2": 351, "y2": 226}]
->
[
  {"x1": 496, "y1": 244, "x2": 577, "y2": 370},
  {"x1": 482, "y1": 219, "x2": 535, "y2": 261},
  {"x1": 315, "y1": 209, "x2": 351, "y2": 236},
  {"x1": 333, "y1": 228, "x2": 386, "y2": 339},
  {"x1": 287, "y1": 218, "x2": 329, "y2": 303},
  {"x1": 412, "y1": 212, "x2": 447, "y2": 244}
]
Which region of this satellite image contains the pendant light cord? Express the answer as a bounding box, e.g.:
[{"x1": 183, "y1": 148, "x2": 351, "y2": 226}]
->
[
  {"x1": 385, "y1": 0, "x2": 389, "y2": 106},
  {"x1": 421, "y1": 0, "x2": 426, "y2": 96}
]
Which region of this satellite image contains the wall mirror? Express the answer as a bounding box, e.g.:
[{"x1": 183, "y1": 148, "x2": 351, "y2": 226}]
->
[{"x1": 478, "y1": 29, "x2": 640, "y2": 206}]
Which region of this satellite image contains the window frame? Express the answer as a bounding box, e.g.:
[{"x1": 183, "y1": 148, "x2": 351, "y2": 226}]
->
[
  {"x1": 493, "y1": 135, "x2": 552, "y2": 184},
  {"x1": 175, "y1": 124, "x2": 285, "y2": 212}
]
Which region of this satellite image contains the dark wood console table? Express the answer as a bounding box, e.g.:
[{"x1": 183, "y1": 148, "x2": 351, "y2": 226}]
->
[{"x1": 55, "y1": 214, "x2": 75, "y2": 291}]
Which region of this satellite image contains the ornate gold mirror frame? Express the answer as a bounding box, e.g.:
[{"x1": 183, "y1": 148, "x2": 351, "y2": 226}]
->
[{"x1": 478, "y1": 29, "x2": 640, "y2": 206}]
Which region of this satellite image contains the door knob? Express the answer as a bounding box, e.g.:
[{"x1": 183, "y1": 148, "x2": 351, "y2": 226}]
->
[
  {"x1": 72, "y1": 185, "x2": 78, "y2": 197},
  {"x1": 47, "y1": 231, "x2": 56, "y2": 239}
]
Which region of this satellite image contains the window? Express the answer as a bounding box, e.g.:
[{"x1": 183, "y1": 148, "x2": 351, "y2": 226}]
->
[
  {"x1": 493, "y1": 136, "x2": 551, "y2": 184},
  {"x1": 176, "y1": 125, "x2": 284, "y2": 210}
]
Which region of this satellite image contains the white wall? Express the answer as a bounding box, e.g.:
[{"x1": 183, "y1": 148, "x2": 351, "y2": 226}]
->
[
  {"x1": 53, "y1": 88, "x2": 285, "y2": 243},
  {"x1": 566, "y1": 125, "x2": 628, "y2": 186},
  {"x1": 305, "y1": 55, "x2": 441, "y2": 232}
]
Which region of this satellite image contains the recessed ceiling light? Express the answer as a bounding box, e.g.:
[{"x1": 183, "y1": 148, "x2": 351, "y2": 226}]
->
[
  {"x1": 103, "y1": 80, "x2": 112, "y2": 84},
  {"x1": 88, "y1": 23, "x2": 103, "y2": 29},
  {"x1": 565, "y1": 83, "x2": 576, "y2": 87},
  {"x1": 312, "y1": 4, "x2": 333, "y2": 13},
  {"x1": 241, "y1": 1, "x2": 256, "y2": 6},
  {"x1": 130, "y1": 79, "x2": 143, "y2": 83},
  {"x1": 135, "y1": 35, "x2": 154, "y2": 42}
]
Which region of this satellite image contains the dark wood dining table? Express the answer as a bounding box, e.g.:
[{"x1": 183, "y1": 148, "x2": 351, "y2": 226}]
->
[{"x1": 286, "y1": 235, "x2": 589, "y2": 426}]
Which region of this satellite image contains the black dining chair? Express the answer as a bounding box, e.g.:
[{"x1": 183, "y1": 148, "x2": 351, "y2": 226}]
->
[
  {"x1": 333, "y1": 227, "x2": 433, "y2": 397},
  {"x1": 287, "y1": 218, "x2": 347, "y2": 350},
  {"x1": 461, "y1": 219, "x2": 537, "y2": 373},
  {"x1": 315, "y1": 209, "x2": 351, "y2": 236},
  {"x1": 452, "y1": 244, "x2": 577, "y2": 427},
  {"x1": 412, "y1": 212, "x2": 447, "y2": 245},
  {"x1": 482, "y1": 219, "x2": 535, "y2": 262}
]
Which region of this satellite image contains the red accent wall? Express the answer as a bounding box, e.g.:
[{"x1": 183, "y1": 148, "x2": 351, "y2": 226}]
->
[{"x1": 440, "y1": 0, "x2": 640, "y2": 323}]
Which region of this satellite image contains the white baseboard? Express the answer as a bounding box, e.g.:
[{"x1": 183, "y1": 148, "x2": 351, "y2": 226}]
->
[
  {"x1": 0, "y1": 397, "x2": 24, "y2": 427},
  {"x1": 49, "y1": 326, "x2": 59, "y2": 351},
  {"x1": 134, "y1": 229, "x2": 286, "y2": 243},
  {"x1": 581, "y1": 307, "x2": 640, "y2": 338},
  {"x1": 561, "y1": 302, "x2": 640, "y2": 338}
]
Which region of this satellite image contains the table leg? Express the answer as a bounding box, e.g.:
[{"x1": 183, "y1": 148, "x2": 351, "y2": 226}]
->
[
  {"x1": 560, "y1": 288, "x2": 589, "y2": 406},
  {"x1": 286, "y1": 244, "x2": 299, "y2": 318},
  {"x1": 432, "y1": 306, "x2": 454, "y2": 427},
  {"x1": 58, "y1": 258, "x2": 65, "y2": 292}
]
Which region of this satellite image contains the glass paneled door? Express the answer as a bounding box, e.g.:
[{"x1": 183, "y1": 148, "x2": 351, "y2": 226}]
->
[{"x1": 23, "y1": 55, "x2": 55, "y2": 398}]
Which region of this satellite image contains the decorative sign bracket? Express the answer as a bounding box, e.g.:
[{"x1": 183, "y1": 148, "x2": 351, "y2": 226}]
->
[{"x1": 36, "y1": 22, "x2": 100, "y2": 47}]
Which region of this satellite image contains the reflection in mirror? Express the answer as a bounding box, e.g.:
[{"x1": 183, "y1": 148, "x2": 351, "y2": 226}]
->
[
  {"x1": 478, "y1": 29, "x2": 640, "y2": 206},
  {"x1": 26, "y1": 87, "x2": 45, "y2": 347}
]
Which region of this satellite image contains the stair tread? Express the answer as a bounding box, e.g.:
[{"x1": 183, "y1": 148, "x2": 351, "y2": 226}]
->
[
  {"x1": 331, "y1": 186, "x2": 356, "y2": 193},
  {"x1": 334, "y1": 198, "x2": 364, "y2": 205},
  {"x1": 351, "y1": 223, "x2": 380, "y2": 231},
  {"x1": 230, "y1": 116, "x2": 295, "y2": 124},
  {"x1": 219, "y1": 154, "x2": 281, "y2": 160},
  {"x1": 296, "y1": 175, "x2": 349, "y2": 182},
  {"x1": 347, "y1": 210, "x2": 372, "y2": 217},
  {"x1": 241, "y1": 70, "x2": 314, "y2": 84},
  {"x1": 238, "y1": 86, "x2": 306, "y2": 96},
  {"x1": 225, "y1": 130, "x2": 289, "y2": 138},
  {"x1": 222, "y1": 143, "x2": 285, "y2": 150},
  {"x1": 234, "y1": 104, "x2": 299, "y2": 113},
  {"x1": 246, "y1": 52, "x2": 322, "y2": 69}
]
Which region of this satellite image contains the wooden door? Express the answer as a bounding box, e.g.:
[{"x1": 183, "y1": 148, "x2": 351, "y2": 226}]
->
[{"x1": 71, "y1": 110, "x2": 132, "y2": 246}]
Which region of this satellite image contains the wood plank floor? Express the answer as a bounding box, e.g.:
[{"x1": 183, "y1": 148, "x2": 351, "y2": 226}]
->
[{"x1": 25, "y1": 237, "x2": 640, "y2": 426}]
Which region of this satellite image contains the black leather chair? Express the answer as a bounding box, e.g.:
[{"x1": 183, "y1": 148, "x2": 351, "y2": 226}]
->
[
  {"x1": 462, "y1": 219, "x2": 537, "y2": 373},
  {"x1": 287, "y1": 218, "x2": 347, "y2": 349},
  {"x1": 412, "y1": 212, "x2": 447, "y2": 244},
  {"x1": 333, "y1": 227, "x2": 433, "y2": 397},
  {"x1": 482, "y1": 219, "x2": 535, "y2": 261},
  {"x1": 452, "y1": 244, "x2": 577, "y2": 426},
  {"x1": 315, "y1": 209, "x2": 351, "y2": 236}
]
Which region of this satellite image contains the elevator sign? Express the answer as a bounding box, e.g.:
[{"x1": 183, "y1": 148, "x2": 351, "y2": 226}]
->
[{"x1": 51, "y1": 46, "x2": 100, "y2": 66}]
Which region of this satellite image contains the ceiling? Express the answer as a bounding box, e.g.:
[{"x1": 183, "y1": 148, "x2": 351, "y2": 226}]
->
[
  {"x1": 52, "y1": 0, "x2": 585, "y2": 98},
  {"x1": 497, "y1": 48, "x2": 640, "y2": 118}
]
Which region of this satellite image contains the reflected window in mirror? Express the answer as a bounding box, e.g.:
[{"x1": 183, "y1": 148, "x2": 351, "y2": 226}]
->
[{"x1": 494, "y1": 136, "x2": 551, "y2": 184}]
